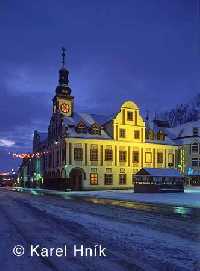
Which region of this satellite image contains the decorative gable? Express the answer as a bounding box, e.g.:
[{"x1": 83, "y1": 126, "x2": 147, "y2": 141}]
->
[
  {"x1": 75, "y1": 121, "x2": 88, "y2": 133},
  {"x1": 90, "y1": 123, "x2": 101, "y2": 135}
]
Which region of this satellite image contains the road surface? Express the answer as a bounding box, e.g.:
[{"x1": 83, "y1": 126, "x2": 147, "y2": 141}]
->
[{"x1": 0, "y1": 189, "x2": 199, "y2": 271}]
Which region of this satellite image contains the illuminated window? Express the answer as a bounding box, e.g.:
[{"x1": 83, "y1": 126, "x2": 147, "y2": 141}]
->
[
  {"x1": 193, "y1": 127, "x2": 198, "y2": 136},
  {"x1": 74, "y1": 148, "x2": 83, "y2": 161},
  {"x1": 127, "y1": 111, "x2": 133, "y2": 121},
  {"x1": 145, "y1": 152, "x2": 152, "y2": 163},
  {"x1": 90, "y1": 173, "x2": 98, "y2": 185},
  {"x1": 132, "y1": 151, "x2": 139, "y2": 163},
  {"x1": 119, "y1": 151, "x2": 127, "y2": 162},
  {"x1": 157, "y1": 152, "x2": 163, "y2": 164},
  {"x1": 134, "y1": 130, "x2": 140, "y2": 139},
  {"x1": 90, "y1": 149, "x2": 98, "y2": 161},
  {"x1": 191, "y1": 143, "x2": 198, "y2": 153},
  {"x1": 168, "y1": 153, "x2": 174, "y2": 166},
  {"x1": 105, "y1": 149, "x2": 113, "y2": 161},
  {"x1": 119, "y1": 174, "x2": 126, "y2": 185},
  {"x1": 104, "y1": 174, "x2": 113, "y2": 185},
  {"x1": 119, "y1": 129, "x2": 126, "y2": 138}
]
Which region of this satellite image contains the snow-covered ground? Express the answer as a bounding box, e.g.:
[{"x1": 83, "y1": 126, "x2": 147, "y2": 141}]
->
[
  {"x1": 14, "y1": 186, "x2": 200, "y2": 208},
  {"x1": 67, "y1": 187, "x2": 200, "y2": 208},
  {"x1": 0, "y1": 189, "x2": 200, "y2": 271}
]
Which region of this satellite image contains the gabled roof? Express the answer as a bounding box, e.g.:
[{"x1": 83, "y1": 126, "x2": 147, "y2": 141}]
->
[
  {"x1": 136, "y1": 168, "x2": 182, "y2": 177},
  {"x1": 63, "y1": 112, "x2": 112, "y2": 127},
  {"x1": 145, "y1": 120, "x2": 177, "y2": 145},
  {"x1": 163, "y1": 120, "x2": 200, "y2": 144}
]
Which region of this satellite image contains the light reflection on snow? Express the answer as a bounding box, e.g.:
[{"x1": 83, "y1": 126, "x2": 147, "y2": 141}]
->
[{"x1": 173, "y1": 206, "x2": 191, "y2": 216}]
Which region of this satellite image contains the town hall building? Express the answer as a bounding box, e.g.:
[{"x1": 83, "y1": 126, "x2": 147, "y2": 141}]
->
[{"x1": 19, "y1": 50, "x2": 180, "y2": 190}]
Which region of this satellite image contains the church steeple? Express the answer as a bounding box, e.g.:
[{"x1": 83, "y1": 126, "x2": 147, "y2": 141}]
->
[
  {"x1": 56, "y1": 47, "x2": 71, "y2": 96},
  {"x1": 52, "y1": 48, "x2": 74, "y2": 117}
]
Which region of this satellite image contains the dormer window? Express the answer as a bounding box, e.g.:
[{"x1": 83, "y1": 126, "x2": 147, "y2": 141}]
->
[
  {"x1": 76, "y1": 121, "x2": 87, "y2": 133},
  {"x1": 193, "y1": 127, "x2": 199, "y2": 136},
  {"x1": 157, "y1": 130, "x2": 165, "y2": 141},
  {"x1": 90, "y1": 123, "x2": 101, "y2": 135},
  {"x1": 146, "y1": 129, "x2": 154, "y2": 140}
]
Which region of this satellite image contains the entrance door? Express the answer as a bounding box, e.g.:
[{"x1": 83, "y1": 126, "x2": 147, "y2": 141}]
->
[{"x1": 69, "y1": 168, "x2": 83, "y2": 191}]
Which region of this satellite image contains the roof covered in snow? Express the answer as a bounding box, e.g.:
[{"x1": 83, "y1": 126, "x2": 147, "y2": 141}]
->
[
  {"x1": 145, "y1": 120, "x2": 177, "y2": 145},
  {"x1": 136, "y1": 168, "x2": 183, "y2": 177},
  {"x1": 63, "y1": 112, "x2": 113, "y2": 127},
  {"x1": 163, "y1": 120, "x2": 200, "y2": 145},
  {"x1": 62, "y1": 112, "x2": 113, "y2": 139}
]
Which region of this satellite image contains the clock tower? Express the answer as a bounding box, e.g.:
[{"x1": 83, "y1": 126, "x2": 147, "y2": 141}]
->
[{"x1": 52, "y1": 48, "x2": 74, "y2": 117}]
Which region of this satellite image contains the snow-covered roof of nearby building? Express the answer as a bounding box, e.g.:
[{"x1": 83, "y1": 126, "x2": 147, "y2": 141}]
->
[
  {"x1": 63, "y1": 112, "x2": 112, "y2": 127},
  {"x1": 163, "y1": 120, "x2": 200, "y2": 145},
  {"x1": 136, "y1": 168, "x2": 182, "y2": 177},
  {"x1": 67, "y1": 127, "x2": 111, "y2": 139},
  {"x1": 62, "y1": 112, "x2": 113, "y2": 139},
  {"x1": 145, "y1": 120, "x2": 177, "y2": 145}
]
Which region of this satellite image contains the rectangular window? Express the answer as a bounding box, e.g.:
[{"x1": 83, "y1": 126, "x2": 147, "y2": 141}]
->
[
  {"x1": 62, "y1": 148, "x2": 66, "y2": 163},
  {"x1": 74, "y1": 148, "x2": 83, "y2": 161},
  {"x1": 134, "y1": 130, "x2": 140, "y2": 139},
  {"x1": 192, "y1": 158, "x2": 198, "y2": 167},
  {"x1": 90, "y1": 173, "x2": 98, "y2": 185},
  {"x1": 119, "y1": 128, "x2": 126, "y2": 138},
  {"x1": 104, "y1": 174, "x2": 113, "y2": 185},
  {"x1": 132, "y1": 174, "x2": 136, "y2": 184},
  {"x1": 119, "y1": 174, "x2": 126, "y2": 185},
  {"x1": 119, "y1": 151, "x2": 127, "y2": 162},
  {"x1": 90, "y1": 149, "x2": 98, "y2": 161},
  {"x1": 193, "y1": 127, "x2": 199, "y2": 136},
  {"x1": 157, "y1": 152, "x2": 163, "y2": 164},
  {"x1": 56, "y1": 150, "x2": 59, "y2": 166},
  {"x1": 127, "y1": 111, "x2": 133, "y2": 121},
  {"x1": 168, "y1": 153, "x2": 174, "y2": 166},
  {"x1": 192, "y1": 143, "x2": 198, "y2": 153},
  {"x1": 48, "y1": 154, "x2": 52, "y2": 168},
  {"x1": 105, "y1": 149, "x2": 113, "y2": 161},
  {"x1": 145, "y1": 152, "x2": 152, "y2": 163},
  {"x1": 132, "y1": 151, "x2": 139, "y2": 163}
]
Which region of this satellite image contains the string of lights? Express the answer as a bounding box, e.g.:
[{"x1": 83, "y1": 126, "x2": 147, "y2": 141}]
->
[{"x1": 8, "y1": 151, "x2": 49, "y2": 159}]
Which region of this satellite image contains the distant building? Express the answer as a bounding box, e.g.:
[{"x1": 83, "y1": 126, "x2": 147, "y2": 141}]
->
[
  {"x1": 19, "y1": 51, "x2": 181, "y2": 191},
  {"x1": 164, "y1": 121, "x2": 200, "y2": 185},
  {"x1": 0, "y1": 170, "x2": 17, "y2": 187}
]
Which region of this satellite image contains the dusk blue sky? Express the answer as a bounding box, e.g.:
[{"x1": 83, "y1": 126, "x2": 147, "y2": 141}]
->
[{"x1": 0, "y1": 0, "x2": 199, "y2": 170}]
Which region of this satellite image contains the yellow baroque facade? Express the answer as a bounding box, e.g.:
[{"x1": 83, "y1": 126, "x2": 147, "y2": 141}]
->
[{"x1": 20, "y1": 56, "x2": 179, "y2": 191}]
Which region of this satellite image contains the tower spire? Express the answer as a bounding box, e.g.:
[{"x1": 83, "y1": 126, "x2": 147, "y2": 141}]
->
[{"x1": 61, "y1": 47, "x2": 66, "y2": 67}]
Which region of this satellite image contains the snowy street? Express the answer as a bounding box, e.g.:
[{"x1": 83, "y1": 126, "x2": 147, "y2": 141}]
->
[{"x1": 0, "y1": 189, "x2": 200, "y2": 271}]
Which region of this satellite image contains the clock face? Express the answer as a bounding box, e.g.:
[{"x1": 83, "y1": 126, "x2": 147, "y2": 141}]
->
[{"x1": 60, "y1": 103, "x2": 70, "y2": 113}]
